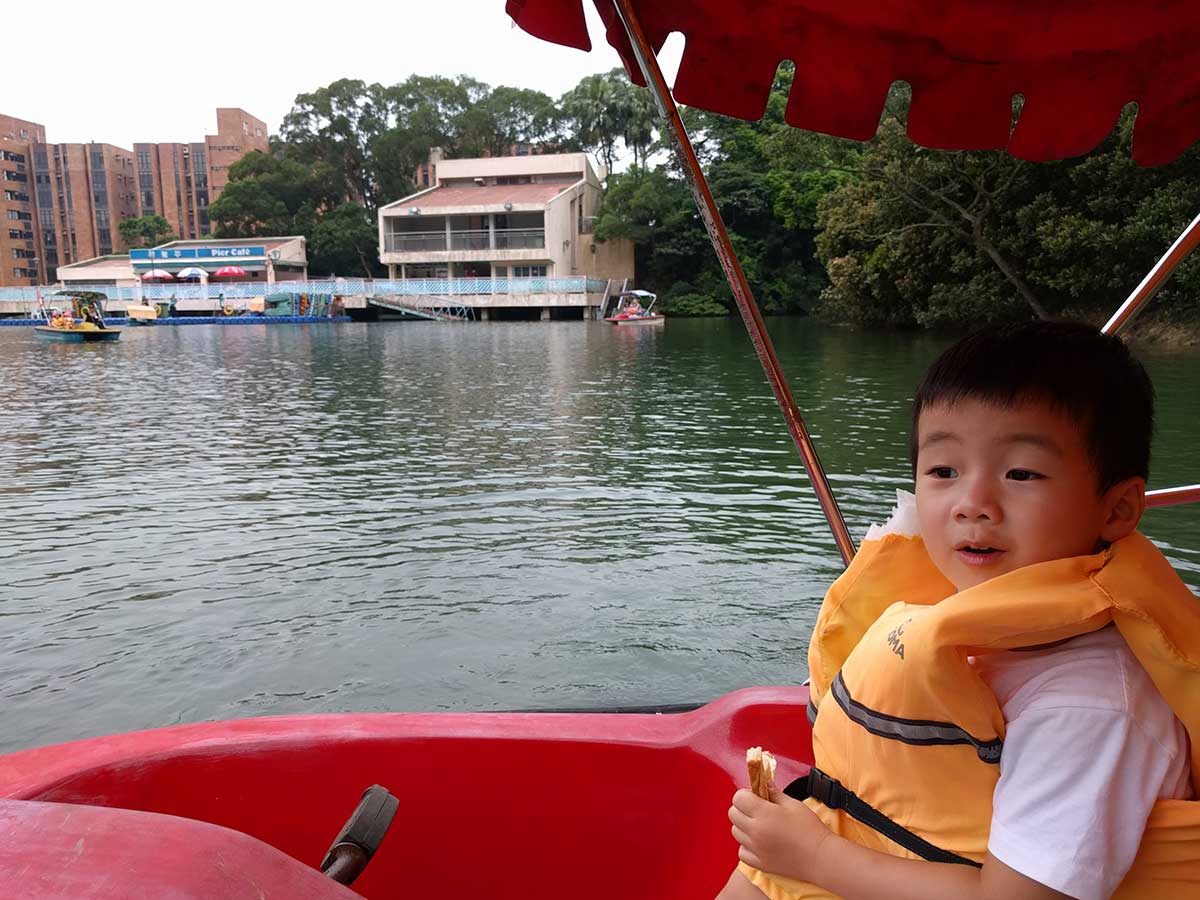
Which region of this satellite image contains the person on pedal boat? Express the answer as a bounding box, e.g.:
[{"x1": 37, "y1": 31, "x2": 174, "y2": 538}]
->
[{"x1": 721, "y1": 322, "x2": 1197, "y2": 900}]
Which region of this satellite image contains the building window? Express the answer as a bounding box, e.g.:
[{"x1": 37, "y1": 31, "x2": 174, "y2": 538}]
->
[{"x1": 512, "y1": 265, "x2": 548, "y2": 277}]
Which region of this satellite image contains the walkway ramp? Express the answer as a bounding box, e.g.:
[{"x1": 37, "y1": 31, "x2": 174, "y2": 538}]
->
[{"x1": 369, "y1": 296, "x2": 470, "y2": 322}]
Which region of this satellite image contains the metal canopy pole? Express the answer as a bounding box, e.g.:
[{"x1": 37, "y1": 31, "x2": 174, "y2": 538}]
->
[
  {"x1": 610, "y1": 0, "x2": 856, "y2": 565},
  {"x1": 1103, "y1": 211, "x2": 1200, "y2": 336},
  {"x1": 1103, "y1": 212, "x2": 1200, "y2": 508},
  {"x1": 1146, "y1": 485, "x2": 1200, "y2": 509}
]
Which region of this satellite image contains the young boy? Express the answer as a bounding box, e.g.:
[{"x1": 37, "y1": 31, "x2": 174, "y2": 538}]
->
[{"x1": 718, "y1": 321, "x2": 1195, "y2": 900}]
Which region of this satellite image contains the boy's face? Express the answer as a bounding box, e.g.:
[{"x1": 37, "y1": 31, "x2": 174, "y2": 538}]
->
[{"x1": 915, "y1": 398, "x2": 1116, "y2": 592}]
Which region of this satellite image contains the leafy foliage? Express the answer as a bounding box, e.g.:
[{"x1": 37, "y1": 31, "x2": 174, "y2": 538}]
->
[
  {"x1": 810, "y1": 101, "x2": 1200, "y2": 327},
  {"x1": 117, "y1": 215, "x2": 174, "y2": 249},
  {"x1": 208, "y1": 151, "x2": 338, "y2": 240},
  {"x1": 309, "y1": 204, "x2": 384, "y2": 278}
]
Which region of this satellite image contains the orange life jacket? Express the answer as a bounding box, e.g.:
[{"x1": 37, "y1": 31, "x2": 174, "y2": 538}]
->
[{"x1": 741, "y1": 529, "x2": 1200, "y2": 900}]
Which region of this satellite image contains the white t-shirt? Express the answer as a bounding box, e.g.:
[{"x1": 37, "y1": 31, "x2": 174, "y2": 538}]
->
[{"x1": 970, "y1": 626, "x2": 1193, "y2": 900}]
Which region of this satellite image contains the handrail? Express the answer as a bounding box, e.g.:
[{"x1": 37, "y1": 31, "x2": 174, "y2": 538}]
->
[
  {"x1": 610, "y1": 0, "x2": 856, "y2": 565},
  {"x1": 0, "y1": 277, "x2": 612, "y2": 303}
]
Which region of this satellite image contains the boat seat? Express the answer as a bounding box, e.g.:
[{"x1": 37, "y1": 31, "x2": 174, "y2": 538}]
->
[{"x1": 0, "y1": 798, "x2": 363, "y2": 899}]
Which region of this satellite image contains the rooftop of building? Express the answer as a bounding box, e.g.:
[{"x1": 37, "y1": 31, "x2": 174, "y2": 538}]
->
[
  {"x1": 386, "y1": 181, "x2": 573, "y2": 214},
  {"x1": 381, "y1": 152, "x2": 598, "y2": 213},
  {"x1": 156, "y1": 236, "x2": 305, "y2": 251},
  {"x1": 57, "y1": 254, "x2": 131, "y2": 270},
  {"x1": 434, "y1": 152, "x2": 593, "y2": 180}
]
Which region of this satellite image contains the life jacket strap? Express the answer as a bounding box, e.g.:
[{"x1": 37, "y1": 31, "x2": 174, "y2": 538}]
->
[{"x1": 785, "y1": 768, "x2": 983, "y2": 869}]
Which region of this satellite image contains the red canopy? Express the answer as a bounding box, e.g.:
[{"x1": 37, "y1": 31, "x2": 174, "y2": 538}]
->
[{"x1": 506, "y1": 0, "x2": 1200, "y2": 164}]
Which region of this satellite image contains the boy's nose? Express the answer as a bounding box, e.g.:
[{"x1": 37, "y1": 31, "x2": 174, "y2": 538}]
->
[{"x1": 953, "y1": 483, "x2": 1001, "y2": 522}]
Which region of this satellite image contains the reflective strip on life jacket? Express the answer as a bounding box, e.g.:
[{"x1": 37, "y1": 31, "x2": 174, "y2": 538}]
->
[{"x1": 830, "y1": 672, "x2": 1004, "y2": 764}]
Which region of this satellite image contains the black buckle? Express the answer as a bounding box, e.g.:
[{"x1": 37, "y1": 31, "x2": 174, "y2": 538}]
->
[{"x1": 806, "y1": 768, "x2": 846, "y2": 810}]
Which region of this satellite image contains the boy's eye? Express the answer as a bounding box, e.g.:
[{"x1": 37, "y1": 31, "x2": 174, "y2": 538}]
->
[
  {"x1": 1006, "y1": 469, "x2": 1044, "y2": 482},
  {"x1": 925, "y1": 466, "x2": 957, "y2": 479}
]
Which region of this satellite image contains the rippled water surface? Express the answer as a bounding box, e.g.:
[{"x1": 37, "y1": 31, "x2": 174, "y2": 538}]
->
[{"x1": 2, "y1": 319, "x2": 1198, "y2": 752}]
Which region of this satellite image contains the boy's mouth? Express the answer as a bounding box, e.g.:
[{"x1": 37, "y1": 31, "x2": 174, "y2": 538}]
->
[{"x1": 954, "y1": 543, "x2": 1007, "y2": 566}]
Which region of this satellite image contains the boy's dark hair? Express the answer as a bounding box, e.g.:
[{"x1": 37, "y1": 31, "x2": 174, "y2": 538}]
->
[{"x1": 910, "y1": 321, "x2": 1155, "y2": 492}]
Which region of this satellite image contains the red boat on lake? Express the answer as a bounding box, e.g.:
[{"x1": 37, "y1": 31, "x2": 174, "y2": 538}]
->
[{"x1": 604, "y1": 289, "x2": 665, "y2": 325}]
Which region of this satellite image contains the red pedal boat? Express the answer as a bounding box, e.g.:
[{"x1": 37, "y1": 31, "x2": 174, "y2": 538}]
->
[
  {"x1": 604, "y1": 289, "x2": 665, "y2": 324},
  {"x1": 4, "y1": 2, "x2": 1200, "y2": 897}
]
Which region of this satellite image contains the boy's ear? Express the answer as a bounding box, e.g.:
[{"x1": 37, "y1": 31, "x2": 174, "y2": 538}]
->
[{"x1": 1099, "y1": 476, "x2": 1146, "y2": 544}]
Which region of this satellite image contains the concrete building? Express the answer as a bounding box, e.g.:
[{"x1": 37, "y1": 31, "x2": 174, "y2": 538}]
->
[
  {"x1": 50, "y1": 238, "x2": 307, "y2": 289},
  {"x1": 0, "y1": 108, "x2": 268, "y2": 287},
  {"x1": 129, "y1": 236, "x2": 308, "y2": 284},
  {"x1": 56, "y1": 254, "x2": 139, "y2": 287},
  {"x1": 378, "y1": 153, "x2": 634, "y2": 319}
]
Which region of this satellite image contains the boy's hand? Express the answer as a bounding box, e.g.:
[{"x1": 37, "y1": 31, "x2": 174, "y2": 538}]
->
[{"x1": 729, "y1": 781, "x2": 831, "y2": 883}]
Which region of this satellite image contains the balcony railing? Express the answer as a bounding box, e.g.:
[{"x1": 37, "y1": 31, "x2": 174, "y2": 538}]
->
[
  {"x1": 385, "y1": 228, "x2": 547, "y2": 253},
  {"x1": 494, "y1": 228, "x2": 545, "y2": 249},
  {"x1": 386, "y1": 231, "x2": 447, "y2": 252},
  {"x1": 449, "y1": 229, "x2": 490, "y2": 251}
]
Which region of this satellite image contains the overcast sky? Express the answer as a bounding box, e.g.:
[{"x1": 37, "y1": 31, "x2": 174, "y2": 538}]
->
[{"x1": 15, "y1": 0, "x2": 683, "y2": 151}]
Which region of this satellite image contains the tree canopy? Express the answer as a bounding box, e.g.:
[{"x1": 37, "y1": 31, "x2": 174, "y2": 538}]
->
[{"x1": 117, "y1": 214, "x2": 174, "y2": 250}]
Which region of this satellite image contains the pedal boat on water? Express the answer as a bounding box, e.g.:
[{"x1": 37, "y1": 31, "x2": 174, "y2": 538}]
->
[
  {"x1": 33, "y1": 290, "x2": 122, "y2": 342},
  {"x1": 3, "y1": 1, "x2": 1200, "y2": 898},
  {"x1": 604, "y1": 288, "x2": 665, "y2": 324}
]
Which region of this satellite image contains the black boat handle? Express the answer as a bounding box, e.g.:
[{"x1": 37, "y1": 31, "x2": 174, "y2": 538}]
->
[{"x1": 320, "y1": 784, "x2": 399, "y2": 886}]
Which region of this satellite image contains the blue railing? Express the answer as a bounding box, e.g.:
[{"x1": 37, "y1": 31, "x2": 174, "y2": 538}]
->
[{"x1": 0, "y1": 277, "x2": 612, "y2": 304}]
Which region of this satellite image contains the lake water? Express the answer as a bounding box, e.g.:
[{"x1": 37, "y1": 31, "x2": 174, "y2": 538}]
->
[{"x1": 2, "y1": 319, "x2": 1197, "y2": 753}]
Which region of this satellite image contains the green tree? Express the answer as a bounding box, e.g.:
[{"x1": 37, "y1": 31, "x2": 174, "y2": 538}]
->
[
  {"x1": 593, "y1": 64, "x2": 830, "y2": 316},
  {"x1": 810, "y1": 101, "x2": 1200, "y2": 327},
  {"x1": 118, "y1": 214, "x2": 174, "y2": 249},
  {"x1": 208, "y1": 151, "x2": 338, "y2": 238},
  {"x1": 459, "y1": 86, "x2": 562, "y2": 157},
  {"x1": 560, "y1": 71, "x2": 628, "y2": 177},
  {"x1": 281, "y1": 79, "x2": 394, "y2": 208},
  {"x1": 309, "y1": 203, "x2": 384, "y2": 278},
  {"x1": 621, "y1": 86, "x2": 657, "y2": 173}
]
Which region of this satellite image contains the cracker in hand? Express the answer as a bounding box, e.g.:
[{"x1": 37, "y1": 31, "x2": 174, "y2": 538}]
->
[{"x1": 746, "y1": 746, "x2": 777, "y2": 800}]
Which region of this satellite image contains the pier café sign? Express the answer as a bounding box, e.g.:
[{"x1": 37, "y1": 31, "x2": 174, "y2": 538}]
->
[{"x1": 131, "y1": 246, "x2": 266, "y2": 263}]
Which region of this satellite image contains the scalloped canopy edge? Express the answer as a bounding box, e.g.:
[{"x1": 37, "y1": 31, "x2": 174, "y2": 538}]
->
[{"x1": 507, "y1": 0, "x2": 1200, "y2": 165}]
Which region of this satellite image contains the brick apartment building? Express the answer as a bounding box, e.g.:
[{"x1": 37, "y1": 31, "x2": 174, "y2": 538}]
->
[
  {"x1": 133, "y1": 109, "x2": 269, "y2": 244},
  {"x1": 0, "y1": 109, "x2": 267, "y2": 287},
  {"x1": 0, "y1": 115, "x2": 45, "y2": 288}
]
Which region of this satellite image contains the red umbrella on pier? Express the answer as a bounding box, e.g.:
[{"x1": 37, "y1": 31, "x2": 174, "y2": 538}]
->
[
  {"x1": 212, "y1": 266, "x2": 247, "y2": 279},
  {"x1": 140, "y1": 269, "x2": 174, "y2": 281}
]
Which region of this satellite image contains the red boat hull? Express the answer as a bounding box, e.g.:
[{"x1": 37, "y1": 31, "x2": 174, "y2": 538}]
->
[{"x1": 0, "y1": 686, "x2": 812, "y2": 898}]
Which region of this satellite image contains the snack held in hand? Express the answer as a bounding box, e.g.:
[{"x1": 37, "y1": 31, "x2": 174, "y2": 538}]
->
[{"x1": 746, "y1": 746, "x2": 777, "y2": 800}]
